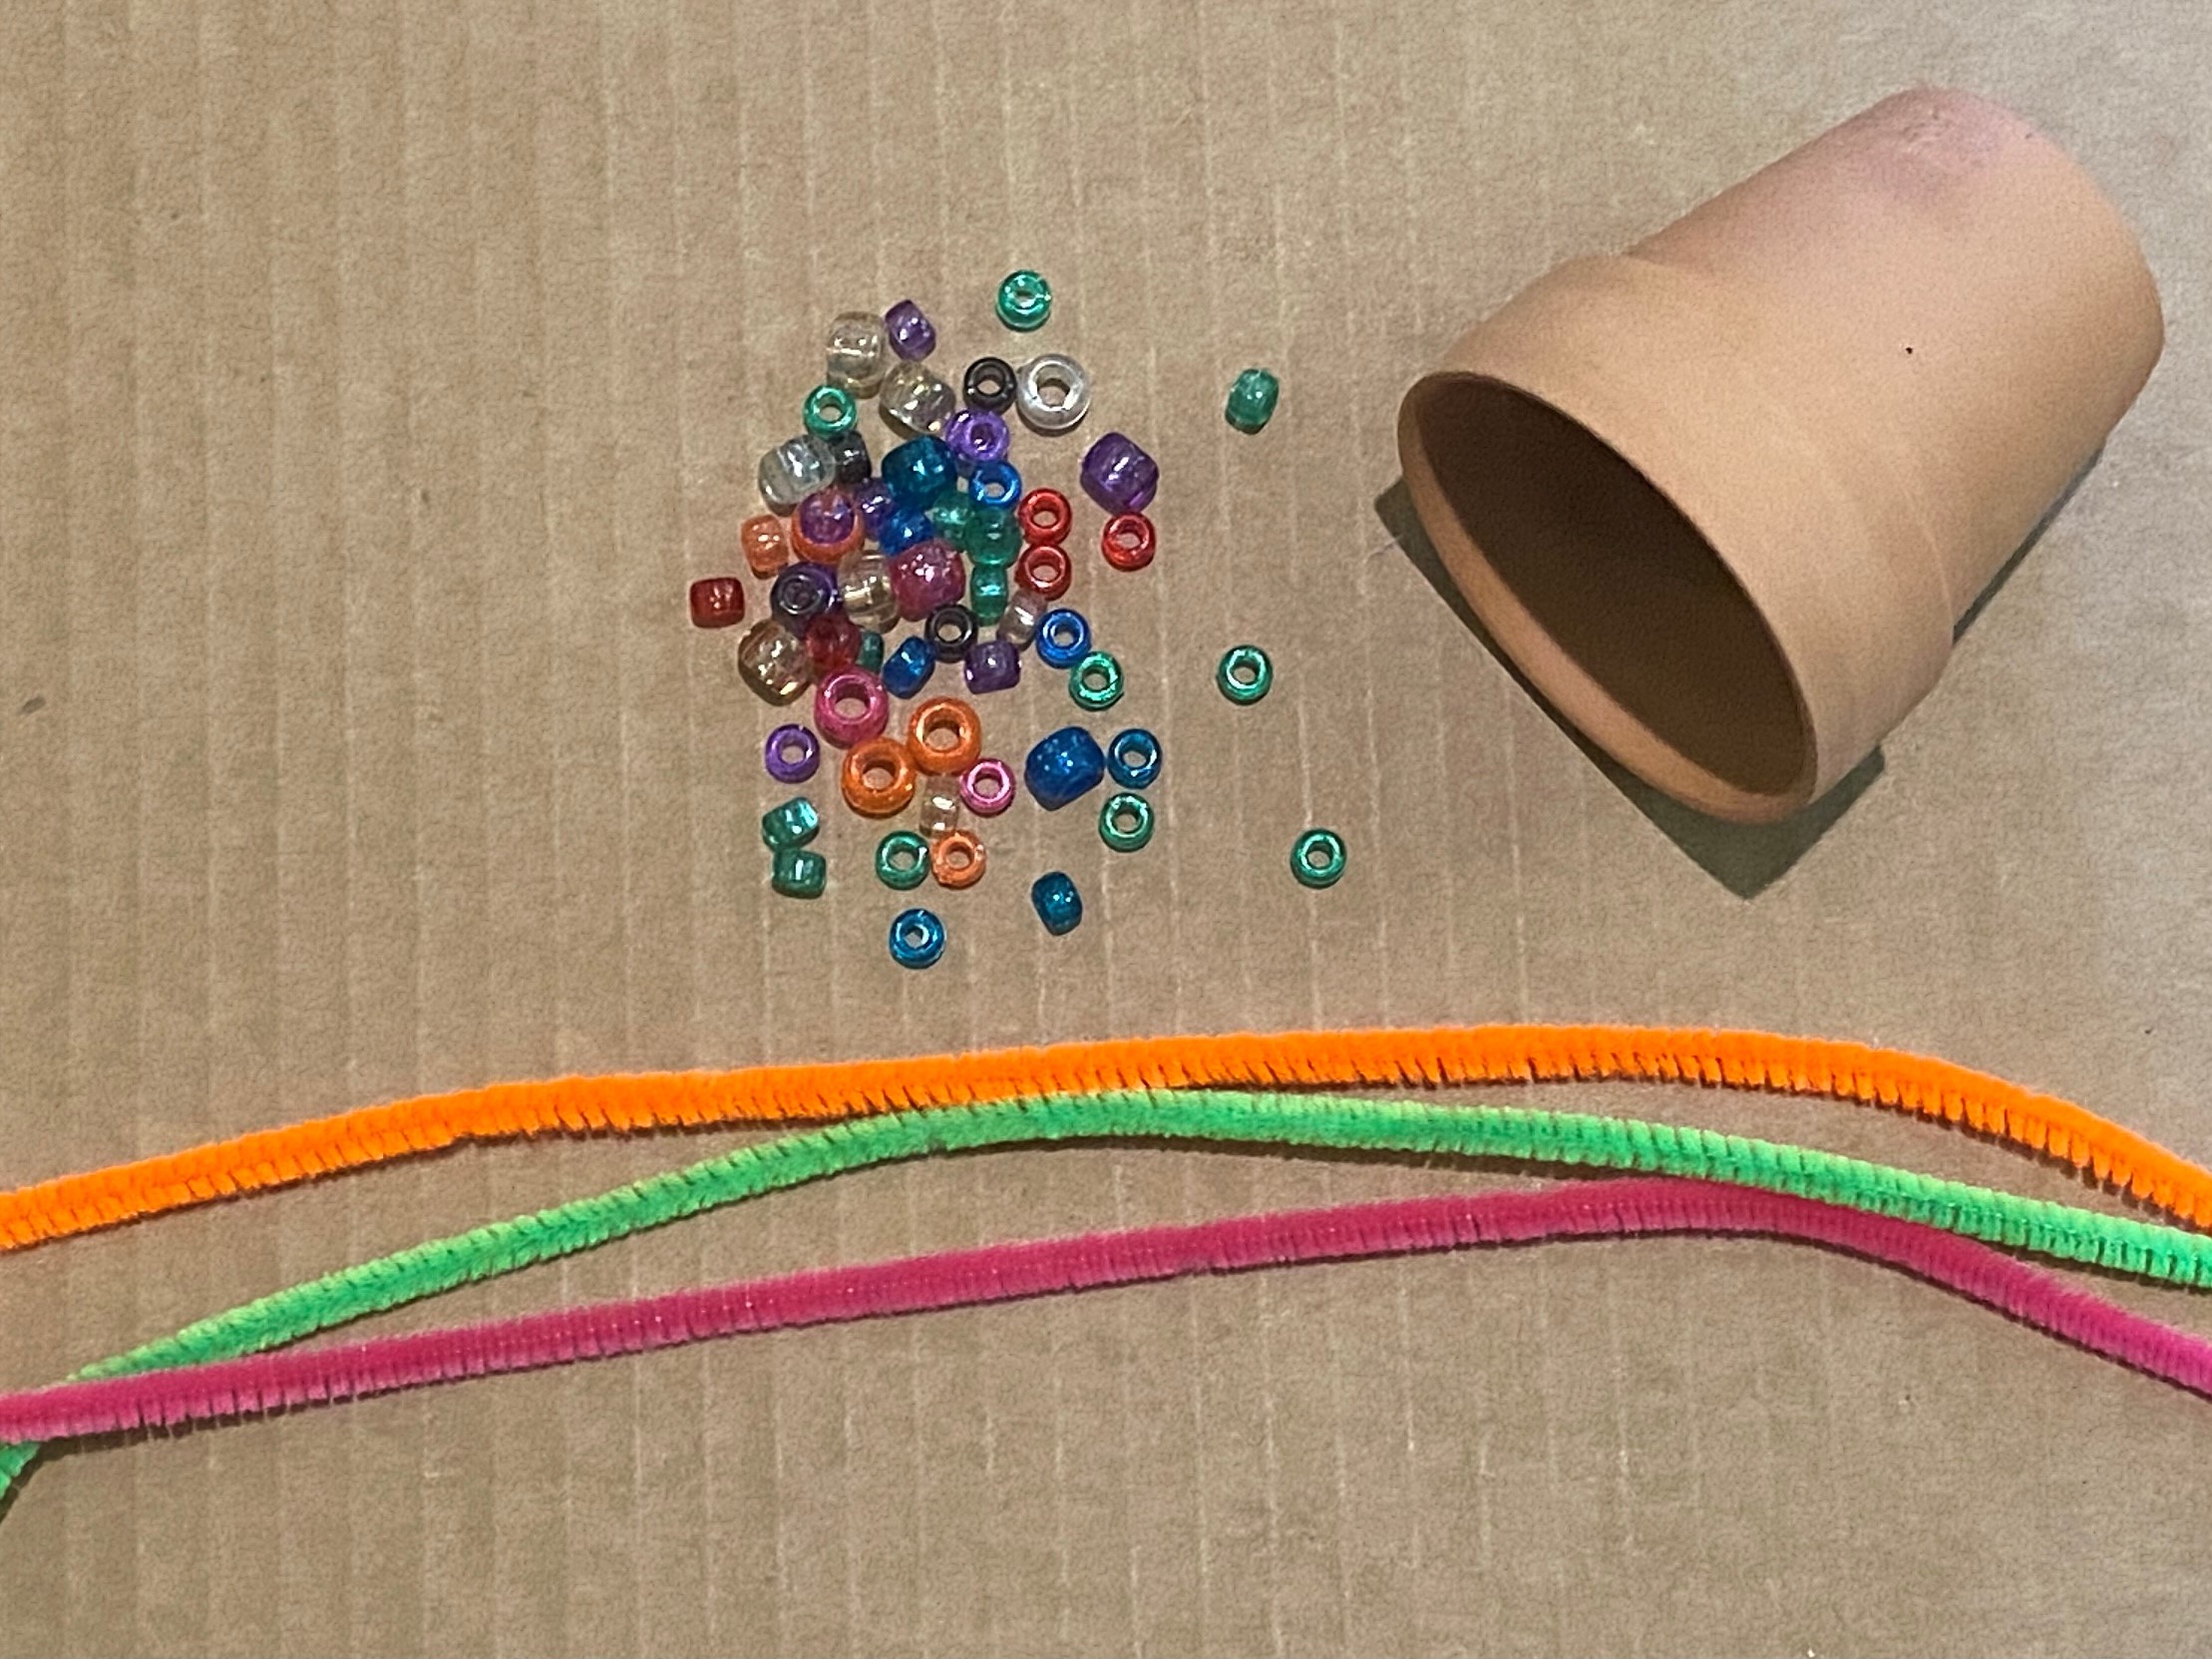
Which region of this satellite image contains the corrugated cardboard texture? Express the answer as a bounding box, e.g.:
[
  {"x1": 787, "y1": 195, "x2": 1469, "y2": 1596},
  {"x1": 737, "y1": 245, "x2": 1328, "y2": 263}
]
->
[{"x1": 2, "y1": 1, "x2": 2209, "y2": 1652}]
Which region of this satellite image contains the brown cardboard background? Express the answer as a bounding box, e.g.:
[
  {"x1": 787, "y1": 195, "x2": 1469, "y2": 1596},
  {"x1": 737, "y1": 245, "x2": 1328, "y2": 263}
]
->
[{"x1": 2, "y1": 0, "x2": 2209, "y2": 1651}]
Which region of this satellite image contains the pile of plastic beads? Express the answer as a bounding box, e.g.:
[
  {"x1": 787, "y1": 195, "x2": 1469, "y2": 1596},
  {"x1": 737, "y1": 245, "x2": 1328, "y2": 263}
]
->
[{"x1": 689, "y1": 277, "x2": 1329, "y2": 967}]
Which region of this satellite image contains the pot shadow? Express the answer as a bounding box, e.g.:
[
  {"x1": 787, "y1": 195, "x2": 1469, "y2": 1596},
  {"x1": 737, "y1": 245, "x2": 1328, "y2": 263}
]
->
[{"x1": 1373, "y1": 477, "x2": 1878, "y2": 899}]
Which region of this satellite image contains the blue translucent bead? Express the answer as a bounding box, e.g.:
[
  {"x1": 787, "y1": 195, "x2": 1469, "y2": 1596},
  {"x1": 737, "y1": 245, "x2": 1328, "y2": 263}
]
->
[
  {"x1": 1035, "y1": 607, "x2": 1092, "y2": 669},
  {"x1": 1030, "y1": 871, "x2": 1083, "y2": 936},
  {"x1": 879, "y1": 506, "x2": 934, "y2": 555},
  {"x1": 1106, "y1": 727, "x2": 1162, "y2": 789},
  {"x1": 969, "y1": 458, "x2": 1021, "y2": 510},
  {"x1": 852, "y1": 478, "x2": 898, "y2": 540},
  {"x1": 889, "y1": 906, "x2": 945, "y2": 969},
  {"x1": 1024, "y1": 724, "x2": 1107, "y2": 811},
  {"x1": 882, "y1": 634, "x2": 936, "y2": 698},
  {"x1": 883, "y1": 435, "x2": 954, "y2": 510}
]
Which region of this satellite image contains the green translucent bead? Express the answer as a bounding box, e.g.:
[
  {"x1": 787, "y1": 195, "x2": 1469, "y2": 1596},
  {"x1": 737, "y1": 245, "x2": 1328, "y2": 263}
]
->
[
  {"x1": 1290, "y1": 828, "x2": 1345, "y2": 889},
  {"x1": 928, "y1": 490, "x2": 975, "y2": 548},
  {"x1": 968, "y1": 563, "x2": 1011, "y2": 624},
  {"x1": 802, "y1": 383, "x2": 858, "y2": 439},
  {"x1": 1225, "y1": 367, "x2": 1280, "y2": 434},
  {"x1": 967, "y1": 504, "x2": 1021, "y2": 567},
  {"x1": 760, "y1": 796, "x2": 820, "y2": 851},
  {"x1": 995, "y1": 269, "x2": 1052, "y2": 332},
  {"x1": 856, "y1": 629, "x2": 886, "y2": 672},
  {"x1": 1217, "y1": 644, "x2": 1273, "y2": 705},
  {"x1": 771, "y1": 845, "x2": 828, "y2": 898},
  {"x1": 1070, "y1": 649, "x2": 1125, "y2": 711},
  {"x1": 875, "y1": 830, "x2": 930, "y2": 891},
  {"x1": 1099, "y1": 791, "x2": 1154, "y2": 853}
]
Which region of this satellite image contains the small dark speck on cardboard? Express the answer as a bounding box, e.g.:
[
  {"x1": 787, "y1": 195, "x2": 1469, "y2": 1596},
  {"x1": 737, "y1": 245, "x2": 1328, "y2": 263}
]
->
[
  {"x1": 18, "y1": 695, "x2": 46, "y2": 716},
  {"x1": 1904, "y1": 344, "x2": 1915, "y2": 355}
]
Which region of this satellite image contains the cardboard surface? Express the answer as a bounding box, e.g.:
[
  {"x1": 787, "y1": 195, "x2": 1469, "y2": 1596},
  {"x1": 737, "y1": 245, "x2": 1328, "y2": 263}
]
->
[{"x1": 1, "y1": 1, "x2": 2208, "y2": 1651}]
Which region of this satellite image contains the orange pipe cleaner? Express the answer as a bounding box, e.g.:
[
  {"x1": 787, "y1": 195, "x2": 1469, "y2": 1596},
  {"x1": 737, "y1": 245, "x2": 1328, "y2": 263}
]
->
[{"x1": 3, "y1": 1025, "x2": 2206, "y2": 1252}]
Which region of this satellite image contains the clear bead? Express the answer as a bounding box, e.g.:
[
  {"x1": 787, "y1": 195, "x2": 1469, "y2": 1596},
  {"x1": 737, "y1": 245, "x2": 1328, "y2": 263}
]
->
[
  {"x1": 836, "y1": 549, "x2": 901, "y2": 633},
  {"x1": 734, "y1": 619, "x2": 814, "y2": 705},
  {"x1": 758, "y1": 434, "x2": 835, "y2": 513},
  {"x1": 880, "y1": 359, "x2": 956, "y2": 437},
  {"x1": 918, "y1": 780, "x2": 961, "y2": 842},
  {"x1": 996, "y1": 586, "x2": 1047, "y2": 648},
  {"x1": 825, "y1": 311, "x2": 890, "y2": 396}
]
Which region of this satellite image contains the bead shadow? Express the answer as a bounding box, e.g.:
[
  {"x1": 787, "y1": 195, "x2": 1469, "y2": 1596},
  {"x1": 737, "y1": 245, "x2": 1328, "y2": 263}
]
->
[{"x1": 1372, "y1": 478, "x2": 1881, "y2": 899}]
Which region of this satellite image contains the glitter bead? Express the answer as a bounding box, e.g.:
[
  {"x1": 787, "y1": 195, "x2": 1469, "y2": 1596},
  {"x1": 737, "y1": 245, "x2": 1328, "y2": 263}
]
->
[
  {"x1": 758, "y1": 434, "x2": 835, "y2": 512},
  {"x1": 771, "y1": 562, "x2": 837, "y2": 630},
  {"x1": 842, "y1": 736, "x2": 918, "y2": 818},
  {"x1": 1069, "y1": 649, "x2": 1125, "y2": 711},
  {"x1": 880, "y1": 507, "x2": 934, "y2": 556},
  {"x1": 1291, "y1": 828, "x2": 1346, "y2": 889},
  {"x1": 917, "y1": 780, "x2": 961, "y2": 842},
  {"x1": 857, "y1": 630, "x2": 886, "y2": 672},
  {"x1": 925, "y1": 604, "x2": 978, "y2": 662},
  {"x1": 740, "y1": 514, "x2": 791, "y2": 579},
  {"x1": 962, "y1": 637, "x2": 1020, "y2": 692},
  {"x1": 885, "y1": 298, "x2": 936, "y2": 361},
  {"x1": 1079, "y1": 431, "x2": 1159, "y2": 515},
  {"x1": 890, "y1": 540, "x2": 967, "y2": 621},
  {"x1": 735, "y1": 619, "x2": 812, "y2": 704},
  {"x1": 1034, "y1": 607, "x2": 1091, "y2": 668},
  {"x1": 1100, "y1": 511, "x2": 1156, "y2": 573},
  {"x1": 908, "y1": 696, "x2": 982, "y2": 776},
  {"x1": 881, "y1": 634, "x2": 936, "y2": 699},
  {"x1": 996, "y1": 586, "x2": 1047, "y2": 648},
  {"x1": 888, "y1": 906, "x2": 945, "y2": 969},
  {"x1": 764, "y1": 724, "x2": 819, "y2": 784},
  {"x1": 1023, "y1": 725, "x2": 1106, "y2": 811},
  {"x1": 813, "y1": 666, "x2": 890, "y2": 748},
  {"x1": 883, "y1": 435, "x2": 954, "y2": 509},
  {"x1": 969, "y1": 458, "x2": 1020, "y2": 511},
  {"x1": 1217, "y1": 644, "x2": 1273, "y2": 704},
  {"x1": 1226, "y1": 367, "x2": 1281, "y2": 433},
  {"x1": 803, "y1": 383, "x2": 859, "y2": 439},
  {"x1": 960, "y1": 757, "x2": 1016, "y2": 816},
  {"x1": 1016, "y1": 487, "x2": 1071, "y2": 546},
  {"x1": 875, "y1": 830, "x2": 930, "y2": 891},
  {"x1": 1098, "y1": 791, "x2": 1154, "y2": 853},
  {"x1": 826, "y1": 310, "x2": 891, "y2": 395},
  {"x1": 1106, "y1": 727, "x2": 1162, "y2": 789},
  {"x1": 792, "y1": 488, "x2": 862, "y2": 562},
  {"x1": 967, "y1": 505, "x2": 1022, "y2": 568},
  {"x1": 1030, "y1": 871, "x2": 1082, "y2": 936},
  {"x1": 930, "y1": 829, "x2": 985, "y2": 890},
  {"x1": 995, "y1": 268, "x2": 1052, "y2": 332},
  {"x1": 825, "y1": 427, "x2": 872, "y2": 488},
  {"x1": 946, "y1": 409, "x2": 1011, "y2": 475},
  {"x1": 852, "y1": 479, "x2": 898, "y2": 542},
  {"x1": 963, "y1": 355, "x2": 1015, "y2": 412},
  {"x1": 760, "y1": 796, "x2": 820, "y2": 851},
  {"x1": 688, "y1": 576, "x2": 745, "y2": 629},
  {"x1": 1014, "y1": 543, "x2": 1072, "y2": 603},
  {"x1": 1013, "y1": 353, "x2": 1091, "y2": 435},
  {"x1": 880, "y1": 359, "x2": 956, "y2": 437},
  {"x1": 771, "y1": 845, "x2": 828, "y2": 899},
  {"x1": 804, "y1": 612, "x2": 862, "y2": 678},
  {"x1": 968, "y1": 564, "x2": 1010, "y2": 626},
  {"x1": 928, "y1": 491, "x2": 976, "y2": 554},
  {"x1": 836, "y1": 549, "x2": 901, "y2": 633}
]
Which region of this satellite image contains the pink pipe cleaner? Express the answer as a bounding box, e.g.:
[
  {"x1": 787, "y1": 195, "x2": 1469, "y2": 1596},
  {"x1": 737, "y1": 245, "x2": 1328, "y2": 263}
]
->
[{"x1": 6, "y1": 1174, "x2": 2210, "y2": 1444}]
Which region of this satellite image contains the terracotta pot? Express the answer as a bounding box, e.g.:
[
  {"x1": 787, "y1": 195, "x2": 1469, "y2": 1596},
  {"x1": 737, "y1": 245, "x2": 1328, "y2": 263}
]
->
[{"x1": 1397, "y1": 89, "x2": 2162, "y2": 823}]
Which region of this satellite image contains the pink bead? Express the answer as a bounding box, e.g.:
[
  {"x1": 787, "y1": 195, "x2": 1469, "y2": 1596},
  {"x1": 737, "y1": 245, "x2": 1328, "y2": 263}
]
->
[
  {"x1": 813, "y1": 668, "x2": 891, "y2": 749},
  {"x1": 888, "y1": 538, "x2": 967, "y2": 622},
  {"x1": 959, "y1": 757, "x2": 1016, "y2": 817}
]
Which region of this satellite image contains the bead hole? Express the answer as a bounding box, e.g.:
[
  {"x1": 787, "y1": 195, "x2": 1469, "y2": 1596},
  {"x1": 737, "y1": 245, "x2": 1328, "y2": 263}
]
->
[
  {"x1": 892, "y1": 848, "x2": 916, "y2": 870},
  {"x1": 1038, "y1": 376, "x2": 1068, "y2": 407},
  {"x1": 1121, "y1": 747, "x2": 1145, "y2": 766},
  {"x1": 866, "y1": 764, "x2": 894, "y2": 790},
  {"x1": 925, "y1": 723, "x2": 956, "y2": 750},
  {"x1": 1115, "y1": 809, "x2": 1139, "y2": 832},
  {"x1": 1305, "y1": 845, "x2": 1329, "y2": 868},
  {"x1": 1232, "y1": 661, "x2": 1257, "y2": 684},
  {"x1": 837, "y1": 694, "x2": 866, "y2": 717},
  {"x1": 781, "y1": 741, "x2": 807, "y2": 762},
  {"x1": 946, "y1": 847, "x2": 970, "y2": 870},
  {"x1": 902, "y1": 925, "x2": 927, "y2": 947}
]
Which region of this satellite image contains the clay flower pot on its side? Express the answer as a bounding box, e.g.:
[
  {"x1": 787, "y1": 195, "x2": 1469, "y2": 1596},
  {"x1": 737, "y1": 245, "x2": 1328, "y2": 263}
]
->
[{"x1": 1398, "y1": 88, "x2": 2163, "y2": 824}]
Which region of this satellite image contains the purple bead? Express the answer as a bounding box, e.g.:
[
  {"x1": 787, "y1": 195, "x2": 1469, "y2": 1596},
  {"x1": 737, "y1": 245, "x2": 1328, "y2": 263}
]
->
[
  {"x1": 764, "y1": 723, "x2": 820, "y2": 784},
  {"x1": 852, "y1": 477, "x2": 898, "y2": 540},
  {"x1": 795, "y1": 487, "x2": 858, "y2": 552},
  {"x1": 963, "y1": 639, "x2": 1022, "y2": 694},
  {"x1": 770, "y1": 561, "x2": 839, "y2": 628},
  {"x1": 885, "y1": 298, "x2": 936, "y2": 361},
  {"x1": 889, "y1": 539, "x2": 967, "y2": 621},
  {"x1": 1079, "y1": 431, "x2": 1160, "y2": 515},
  {"x1": 944, "y1": 408, "x2": 1011, "y2": 475}
]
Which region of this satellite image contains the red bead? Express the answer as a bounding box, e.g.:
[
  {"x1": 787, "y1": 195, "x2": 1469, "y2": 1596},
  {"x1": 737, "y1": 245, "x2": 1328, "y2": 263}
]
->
[
  {"x1": 688, "y1": 576, "x2": 746, "y2": 628},
  {"x1": 805, "y1": 611, "x2": 862, "y2": 676},
  {"x1": 1015, "y1": 486, "x2": 1072, "y2": 547},
  {"x1": 741, "y1": 515, "x2": 791, "y2": 579},
  {"x1": 1013, "y1": 541, "x2": 1072, "y2": 601},
  {"x1": 1100, "y1": 512, "x2": 1155, "y2": 572}
]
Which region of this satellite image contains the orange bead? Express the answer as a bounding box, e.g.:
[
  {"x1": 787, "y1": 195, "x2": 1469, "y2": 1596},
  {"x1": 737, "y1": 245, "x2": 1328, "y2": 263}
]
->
[
  {"x1": 741, "y1": 514, "x2": 791, "y2": 579},
  {"x1": 908, "y1": 696, "x2": 982, "y2": 776},
  {"x1": 930, "y1": 829, "x2": 986, "y2": 890},
  {"x1": 841, "y1": 737, "x2": 918, "y2": 818}
]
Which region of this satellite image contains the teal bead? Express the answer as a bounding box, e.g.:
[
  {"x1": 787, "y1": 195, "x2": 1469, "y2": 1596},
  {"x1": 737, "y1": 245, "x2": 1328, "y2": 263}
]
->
[
  {"x1": 928, "y1": 490, "x2": 975, "y2": 549},
  {"x1": 771, "y1": 845, "x2": 828, "y2": 898},
  {"x1": 1070, "y1": 650, "x2": 1125, "y2": 711},
  {"x1": 1217, "y1": 644, "x2": 1273, "y2": 704},
  {"x1": 760, "y1": 796, "x2": 820, "y2": 851},
  {"x1": 968, "y1": 563, "x2": 1011, "y2": 624},
  {"x1": 1291, "y1": 828, "x2": 1346, "y2": 889},
  {"x1": 995, "y1": 269, "x2": 1052, "y2": 332},
  {"x1": 1099, "y1": 791, "x2": 1154, "y2": 853},
  {"x1": 803, "y1": 383, "x2": 859, "y2": 439},
  {"x1": 875, "y1": 830, "x2": 930, "y2": 891},
  {"x1": 967, "y1": 504, "x2": 1021, "y2": 567},
  {"x1": 1225, "y1": 367, "x2": 1280, "y2": 434},
  {"x1": 856, "y1": 629, "x2": 886, "y2": 672}
]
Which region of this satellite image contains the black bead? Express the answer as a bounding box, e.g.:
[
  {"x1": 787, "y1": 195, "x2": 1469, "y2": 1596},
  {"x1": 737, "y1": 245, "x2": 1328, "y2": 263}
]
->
[
  {"x1": 962, "y1": 355, "x2": 1016, "y2": 413},
  {"x1": 770, "y1": 562, "x2": 837, "y2": 629},
  {"x1": 826, "y1": 426, "x2": 872, "y2": 487},
  {"x1": 925, "y1": 603, "x2": 978, "y2": 661}
]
